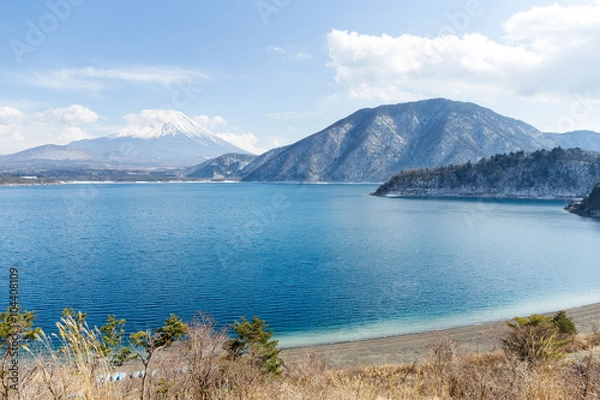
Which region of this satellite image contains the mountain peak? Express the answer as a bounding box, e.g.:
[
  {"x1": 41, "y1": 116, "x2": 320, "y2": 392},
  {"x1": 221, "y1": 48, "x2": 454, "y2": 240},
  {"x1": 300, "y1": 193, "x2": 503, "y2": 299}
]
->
[
  {"x1": 239, "y1": 98, "x2": 600, "y2": 182},
  {"x1": 115, "y1": 109, "x2": 213, "y2": 139}
]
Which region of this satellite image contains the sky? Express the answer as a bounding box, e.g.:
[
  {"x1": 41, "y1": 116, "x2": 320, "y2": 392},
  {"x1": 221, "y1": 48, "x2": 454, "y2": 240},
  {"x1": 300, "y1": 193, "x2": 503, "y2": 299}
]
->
[{"x1": 1, "y1": 0, "x2": 600, "y2": 155}]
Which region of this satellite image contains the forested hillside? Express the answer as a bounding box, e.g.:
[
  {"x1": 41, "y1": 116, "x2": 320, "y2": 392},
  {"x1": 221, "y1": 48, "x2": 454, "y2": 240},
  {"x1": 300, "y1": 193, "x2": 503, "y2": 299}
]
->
[{"x1": 374, "y1": 148, "x2": 600, "y2": 199}]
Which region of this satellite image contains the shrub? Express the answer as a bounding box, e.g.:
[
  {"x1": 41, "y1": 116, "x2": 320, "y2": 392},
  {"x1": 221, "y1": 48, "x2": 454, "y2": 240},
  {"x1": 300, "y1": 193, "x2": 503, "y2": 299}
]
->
[
  {"x1": 502, "y1": 311, "x2": 577, "y2": 364},
  {"x1": 179, "y1": 313, "x2": 229, "y2": 399},
  {"x1": 552, "y1": 310, "x2": 577, "y2": 336}
]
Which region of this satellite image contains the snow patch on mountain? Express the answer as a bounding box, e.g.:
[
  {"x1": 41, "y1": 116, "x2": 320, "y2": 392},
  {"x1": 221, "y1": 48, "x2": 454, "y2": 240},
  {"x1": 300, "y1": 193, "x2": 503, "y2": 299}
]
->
[
  {"x1": 115, "y1": 109, "x2": 218, "y2": 142},
  {"x1": 0, "y1": 109, "x2": 248, "y2": 169}
]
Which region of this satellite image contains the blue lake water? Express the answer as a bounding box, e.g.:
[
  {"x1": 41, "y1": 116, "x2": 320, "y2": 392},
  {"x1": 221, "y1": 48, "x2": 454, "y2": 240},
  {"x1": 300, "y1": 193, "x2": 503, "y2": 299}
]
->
[{"x1": 1, "y1": 183, "x2": 599, "y2": 347}]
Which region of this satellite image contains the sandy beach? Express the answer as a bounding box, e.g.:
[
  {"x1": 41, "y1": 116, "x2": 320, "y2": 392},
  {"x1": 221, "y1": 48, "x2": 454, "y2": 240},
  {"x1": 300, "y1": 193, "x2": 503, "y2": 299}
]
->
[{"x1": 281, "y1": 302, "x2": 600, "y2": 369}]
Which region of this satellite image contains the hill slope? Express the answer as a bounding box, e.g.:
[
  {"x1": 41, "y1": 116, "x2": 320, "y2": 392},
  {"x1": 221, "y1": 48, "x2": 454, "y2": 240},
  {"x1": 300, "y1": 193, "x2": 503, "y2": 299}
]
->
[
  {"x1": 182, "y1": 153, "x2": 257, "y2": 180},
  {"x1": 547, "y1": 130, "x2": 600, "y2": 152},
  {"x1": 222, "y1": 99, "x2": 600, "y2": 183},
  {"x1": 373, "y1": 147, "x2": 600, "y2": 199},
  {"x1": 240, "y1": 98, "x2": 556, "y2": 182}
]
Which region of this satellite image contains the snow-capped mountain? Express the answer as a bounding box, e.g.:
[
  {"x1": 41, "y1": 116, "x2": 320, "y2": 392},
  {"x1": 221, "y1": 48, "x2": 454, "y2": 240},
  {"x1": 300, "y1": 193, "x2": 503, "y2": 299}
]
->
[
  {"x1": 5, "y1": 100, "x2": 600, "y2": 181},
  {"x1": 115, "y1": 109, "x2": 218, "y2": 140},
  {"x1": 0, "y1": 110, "x2": 247, "y2": 170}
]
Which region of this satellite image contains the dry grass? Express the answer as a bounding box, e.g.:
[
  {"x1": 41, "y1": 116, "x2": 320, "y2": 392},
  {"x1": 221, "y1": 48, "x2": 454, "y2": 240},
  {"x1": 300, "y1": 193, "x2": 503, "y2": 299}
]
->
[{"x1": 9, "y1": 327, "x2": 600, "y2": 399}]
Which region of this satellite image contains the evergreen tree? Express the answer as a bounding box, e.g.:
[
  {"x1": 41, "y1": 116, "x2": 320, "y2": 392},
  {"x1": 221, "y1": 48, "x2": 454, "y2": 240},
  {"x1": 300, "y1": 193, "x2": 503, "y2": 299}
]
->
[{"x1": 227, "y1": 316, "x2": 283, "y2": 375}]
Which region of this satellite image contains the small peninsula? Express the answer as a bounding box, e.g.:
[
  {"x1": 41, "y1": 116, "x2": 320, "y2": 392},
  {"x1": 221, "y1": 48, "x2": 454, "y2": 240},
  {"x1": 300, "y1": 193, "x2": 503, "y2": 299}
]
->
[
  {"x1": 567, "y1": 182, "x2": 600, "y2": 219},
  {"x1": 374, "y1": 147, "x2": 600, "y2": 199}
]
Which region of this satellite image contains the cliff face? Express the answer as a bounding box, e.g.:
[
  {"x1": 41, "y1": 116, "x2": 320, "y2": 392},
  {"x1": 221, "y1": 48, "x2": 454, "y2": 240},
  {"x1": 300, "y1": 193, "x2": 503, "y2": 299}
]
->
[
  {"x1": 567, "y1": 183, "x2": 600, "y2": 218},
  {"x1": 374, "y1": 148, "x2": 600, "y2": 199}
]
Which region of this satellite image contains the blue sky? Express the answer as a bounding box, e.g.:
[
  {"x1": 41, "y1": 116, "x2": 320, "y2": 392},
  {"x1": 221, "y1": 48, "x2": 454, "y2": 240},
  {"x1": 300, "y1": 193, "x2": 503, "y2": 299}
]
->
[{"x1": 1, "y1": 0, "x2": 600, "y2": 154}]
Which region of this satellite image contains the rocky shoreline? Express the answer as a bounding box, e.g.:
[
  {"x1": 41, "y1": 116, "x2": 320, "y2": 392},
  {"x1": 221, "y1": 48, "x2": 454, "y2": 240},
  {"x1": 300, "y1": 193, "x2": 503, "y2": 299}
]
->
[{"x1": 566, "y1": 182, "x2": 600, "y2": 219}]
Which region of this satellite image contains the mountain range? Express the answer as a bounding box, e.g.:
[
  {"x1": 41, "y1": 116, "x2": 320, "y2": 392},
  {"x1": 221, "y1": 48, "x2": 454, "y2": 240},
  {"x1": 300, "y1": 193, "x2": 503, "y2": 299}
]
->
[
  {"x1": 184, "y1": 99, "x2": 600, "y2": 182},
  {"x1": 0, "y1": 110, "x2": 246, "y2": 172},
  {"x1": 3, "y1": 99, "x2": 600, "y2": 183}
]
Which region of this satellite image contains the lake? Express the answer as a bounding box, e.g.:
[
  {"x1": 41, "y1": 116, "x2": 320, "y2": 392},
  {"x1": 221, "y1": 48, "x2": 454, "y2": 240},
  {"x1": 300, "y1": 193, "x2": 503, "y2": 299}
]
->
[{"x1": 1, "y1": 183, "x2": 599, "y2": 347}]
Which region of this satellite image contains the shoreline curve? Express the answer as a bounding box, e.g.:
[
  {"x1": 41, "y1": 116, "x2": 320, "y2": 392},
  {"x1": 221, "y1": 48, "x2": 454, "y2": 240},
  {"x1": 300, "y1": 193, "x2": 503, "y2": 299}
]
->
[{"x1": 281, "y1": 302, "x2": 600, "y2": 369}]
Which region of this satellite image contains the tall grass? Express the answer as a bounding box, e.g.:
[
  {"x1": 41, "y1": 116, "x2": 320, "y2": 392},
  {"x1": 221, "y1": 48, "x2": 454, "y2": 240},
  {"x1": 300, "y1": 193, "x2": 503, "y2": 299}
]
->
[{"x1": 11, "y1": 317, "x2": 600, "y2": 399}]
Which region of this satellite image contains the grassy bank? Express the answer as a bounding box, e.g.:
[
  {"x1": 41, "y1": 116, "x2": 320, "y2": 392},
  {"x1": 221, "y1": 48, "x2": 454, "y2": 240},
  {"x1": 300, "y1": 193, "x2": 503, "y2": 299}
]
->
[
  {"x1": 12, "y1": 331, "x2": 600, "y2": 399},
  {"x1": 7, "y1": 310, "x2": 600, "y2": 399}
]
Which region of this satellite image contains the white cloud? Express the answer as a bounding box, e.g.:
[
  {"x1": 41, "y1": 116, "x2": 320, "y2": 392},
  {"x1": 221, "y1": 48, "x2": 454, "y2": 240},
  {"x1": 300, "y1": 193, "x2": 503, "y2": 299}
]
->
[
  {"x1": 193, "y1": 115, "x2": 227, "y2": 131},
  {"x1": 0, "y1": 105, "x2": 98, "y2": 155},
  {"x1": 296, "y1": 52, "x2": 312, "y2": 60},
  {"x1": 267, "y1": 45, "x2": 313, "y2": 60},
  {"x1": 193, "y1": 114, "x2": 267, "y2": 154},
  {"x1": 18, "y1": 66, "x2": 209, "y2": 92},
  {"x1": 266, "y1": 111, "x2": 304, "y2": 120},
  {"x1": 268, "y1": 46, "x2": 285, "y2": 54},
  {"x1": 215, "y1": 132, "x2": 266, "y2": 155},
  {"x1": 55, "y1": 126, "x2": 92, "y2": 144},
  {"x1": 326, "y1": 1, "x2": 600, "y2": 118},
  {"x1": 0, "y1": 106, "x2": 23, "y2": 119},
  {"x1": 36, "y1": 105, "x2": 99, "y2": 124},
  {"x1": 327, "y1": 30, "x2": 540, "y2": 101},
  {"x1": 503, "y1": 2, "x2": 600, "y2": 48}
]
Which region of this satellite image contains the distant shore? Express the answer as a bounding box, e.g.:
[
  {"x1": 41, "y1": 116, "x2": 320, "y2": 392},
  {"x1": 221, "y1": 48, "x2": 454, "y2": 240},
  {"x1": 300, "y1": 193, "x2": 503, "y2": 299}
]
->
[
  {"x1": 0, "y1": 180, "x2": 382, "y2": 187},
  {"x1": 0, "y1": 179, "x2": 238, "y2": 187},
  {"x1": 281, "y1": 302, "x2": 600, "y2": 369}
]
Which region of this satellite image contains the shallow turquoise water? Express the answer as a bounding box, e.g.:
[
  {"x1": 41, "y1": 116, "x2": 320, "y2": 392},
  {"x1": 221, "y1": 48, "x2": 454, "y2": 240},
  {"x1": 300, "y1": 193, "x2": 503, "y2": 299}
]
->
[{"x1": 0, "y1": 183, "x2": 599, "y2": 347}]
